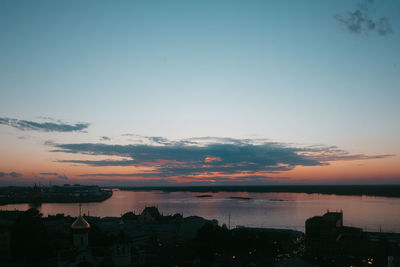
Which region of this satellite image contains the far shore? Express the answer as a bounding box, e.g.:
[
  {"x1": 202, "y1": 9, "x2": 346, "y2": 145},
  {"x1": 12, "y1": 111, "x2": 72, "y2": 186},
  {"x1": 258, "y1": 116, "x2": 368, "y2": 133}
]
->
[{"x1": 118, "y1": 185, "x2": 400, "y2": 198}]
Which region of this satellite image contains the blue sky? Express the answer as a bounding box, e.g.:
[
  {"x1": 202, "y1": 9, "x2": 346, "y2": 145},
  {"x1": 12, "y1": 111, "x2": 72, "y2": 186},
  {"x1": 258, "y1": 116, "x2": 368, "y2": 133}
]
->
[{"x1": 0, "y1": 0, "x2": 399, "y2": 185}]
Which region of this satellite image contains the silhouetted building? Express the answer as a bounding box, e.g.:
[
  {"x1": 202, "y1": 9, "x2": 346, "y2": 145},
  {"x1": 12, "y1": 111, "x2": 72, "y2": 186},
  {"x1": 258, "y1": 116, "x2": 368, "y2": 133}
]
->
[
  {"x1": 58, "y1": 212, "x2": 106, "y2": 267},
  {"x1": 305, "y1": 211, "x2": 343, "y2": 256},
  {"x1": 139, "y1": 207, "x2": 162, "y2": 223},
  {"x1": 71, "y1": 214, "x2": 90, "y2": 249},
  {"x1": 305, "y1": 211, "x2": 400, "y2": 266},
  {"x1": 112, "y1": 220, "x2": 132, "y2": 267}
]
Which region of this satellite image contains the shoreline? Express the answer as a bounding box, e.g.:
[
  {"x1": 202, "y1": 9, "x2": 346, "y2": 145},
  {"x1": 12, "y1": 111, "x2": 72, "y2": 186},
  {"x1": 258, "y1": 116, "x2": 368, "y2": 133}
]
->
[
  {"x1": 118, "y1": 185, "x2": 400, "y2": 198},
  {"x1": 0, "y1": 185, "x2": 113, "y2": 205},
  {"x1": 0, "y1": 194, "x2": 112, "y2": 205}
]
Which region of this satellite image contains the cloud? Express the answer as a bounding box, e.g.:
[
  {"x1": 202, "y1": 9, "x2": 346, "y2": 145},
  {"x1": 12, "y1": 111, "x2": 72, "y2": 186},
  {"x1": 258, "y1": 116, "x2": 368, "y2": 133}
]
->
[
  {"x1": 57, "y1": 175, "x2": 68, "y2": 180},
  {"x1": 81, "y1": 173, "x2": 287, "y2": 185},
  {"x1": 49, "y1": 136, "x2": 393, "y2": 182},
  {"x1": 121, "y1": 134, "x2": 243, "y2": 146},
  {"x1": 146, "y1": 136, "x2": 170, "y2": 145},
  {"x1": 39, "y1": 172, "x2": 68, "y2": 180},
  {"x1": 100, "y1": 136, "x2": 111, "y2": 141},
  {"x1": 334, "y1": 0, "x2": 392, "y2": 36},
  {"x1": 79, "y1": 173, "x2": 155, "y2": 177},
  {"x1": 40, "y1": 172, "x2": 59, "y2": 176},
  {"x1": 0, "y1": 117, "x2": 89, "y2": 132},
  {"x1": 57, "y1": 159, "x2": 136, "y2": 166},
  {"x1": 0, "y1": 171, "x2": 22, "y2": 178},
  {"x1": 376, "y1": 17, "x2": 392, "y2": 36}
]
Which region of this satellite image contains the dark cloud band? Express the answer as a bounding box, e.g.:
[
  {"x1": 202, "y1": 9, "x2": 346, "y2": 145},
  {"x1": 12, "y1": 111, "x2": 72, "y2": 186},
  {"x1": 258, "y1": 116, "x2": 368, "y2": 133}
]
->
[
  {"x1": 40, "y1": 172, "x2": 59, "y2": 176},
  {"x1": 0, "y1": 171, "x2": 22, "y2": 178},
  {"x1": 0, "y1": 117, "x2": 89, "y2": 132},
  {"x1": 39, "y1": 172, "x2": 68, "y2": 180},
  {"x1": 50, "y1": 137, "x2": 393, "y2": 181}
]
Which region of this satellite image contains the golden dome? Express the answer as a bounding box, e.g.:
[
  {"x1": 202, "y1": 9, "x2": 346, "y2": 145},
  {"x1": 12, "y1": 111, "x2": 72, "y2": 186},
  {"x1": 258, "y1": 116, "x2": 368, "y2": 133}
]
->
[{"x1": 71, "y1": 215, "x2": 90, "y2": 230}]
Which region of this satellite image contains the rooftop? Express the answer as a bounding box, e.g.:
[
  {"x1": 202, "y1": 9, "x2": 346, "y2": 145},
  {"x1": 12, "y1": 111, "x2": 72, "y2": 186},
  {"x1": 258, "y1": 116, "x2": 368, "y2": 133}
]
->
[{"x1": 71, "y1": 215, "x2": 90, "y2": 230}]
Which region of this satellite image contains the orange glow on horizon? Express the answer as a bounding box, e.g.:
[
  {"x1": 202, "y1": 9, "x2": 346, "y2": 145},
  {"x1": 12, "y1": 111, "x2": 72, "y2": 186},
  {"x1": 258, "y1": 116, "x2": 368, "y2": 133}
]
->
[{"x1": 2, "y1": 149, "x2": 399, "y2": 184}]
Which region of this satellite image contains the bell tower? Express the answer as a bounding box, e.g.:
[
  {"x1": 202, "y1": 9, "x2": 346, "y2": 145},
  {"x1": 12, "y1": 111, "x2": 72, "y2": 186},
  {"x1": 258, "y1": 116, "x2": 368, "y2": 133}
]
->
[{"x1": 71, "y1": 205, "x2": 90, "y2": 249}]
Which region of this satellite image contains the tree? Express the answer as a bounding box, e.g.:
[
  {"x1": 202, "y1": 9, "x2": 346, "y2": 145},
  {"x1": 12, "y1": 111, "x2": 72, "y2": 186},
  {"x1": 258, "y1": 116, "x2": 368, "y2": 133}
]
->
[{"x1": 10, "y1": 208, "x2": 47, "y2": 262}]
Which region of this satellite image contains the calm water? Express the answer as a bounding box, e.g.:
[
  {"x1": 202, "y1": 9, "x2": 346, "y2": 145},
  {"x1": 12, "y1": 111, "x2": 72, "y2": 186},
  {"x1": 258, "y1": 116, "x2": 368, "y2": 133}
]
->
[{"x1": 1, "y1": 190, "x2": 400, "y2": 232}]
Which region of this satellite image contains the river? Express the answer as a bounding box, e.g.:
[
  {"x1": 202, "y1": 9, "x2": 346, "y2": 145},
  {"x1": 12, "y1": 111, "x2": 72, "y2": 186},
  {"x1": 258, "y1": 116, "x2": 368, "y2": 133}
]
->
[{"x1": 1, "y1": 189, "x2": 399, "y2": 232}]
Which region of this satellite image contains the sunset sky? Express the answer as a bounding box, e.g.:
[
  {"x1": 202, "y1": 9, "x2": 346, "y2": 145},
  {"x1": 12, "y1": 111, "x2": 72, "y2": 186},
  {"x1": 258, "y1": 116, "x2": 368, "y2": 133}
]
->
[{"x1": 1, "y1": 0, "x2": 399, "y2": 186}]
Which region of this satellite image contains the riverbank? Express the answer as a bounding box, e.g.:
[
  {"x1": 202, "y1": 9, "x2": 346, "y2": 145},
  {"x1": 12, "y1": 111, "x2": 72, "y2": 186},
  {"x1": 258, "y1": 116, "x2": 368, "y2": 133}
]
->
[
  {"x1": 119, "y1": 185, "x2": 400, "y2": 198},
  {"x1": 0, "y1": 185, "x2": 112, "y2": 205}
]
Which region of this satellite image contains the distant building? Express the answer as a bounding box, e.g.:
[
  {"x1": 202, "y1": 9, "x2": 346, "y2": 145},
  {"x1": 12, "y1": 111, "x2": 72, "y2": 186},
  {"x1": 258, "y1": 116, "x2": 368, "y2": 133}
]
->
[{"x1": 28, "y1": 183, "x2": 42, "y2": 203}]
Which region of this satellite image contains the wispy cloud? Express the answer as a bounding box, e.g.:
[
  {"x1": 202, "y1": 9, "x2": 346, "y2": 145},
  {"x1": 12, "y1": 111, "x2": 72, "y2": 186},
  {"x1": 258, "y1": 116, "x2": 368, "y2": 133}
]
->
[
  {"x1": 0, "y1": 117, "x2": 89, "y2": 132},
  {"x1": 100, "y1": 136, "x2": 111, "y2": 141},
  {"x1": 334, "y1": 0, "x2": 392, "y2": 36},
  {"x1": 49, "y1": 136, "x2": 393, "y2": 182},
  {"x1": 40, "y1": 172, "x2": 59, "y2": 176},
  {"x1": 57, "y1": 175, "x2": 68, "y2": 180},
  {"x1": 57, "y1": 159, "x2": 136, "y2": 166},
  {"x1": 40, "y1": 172, "x2": 68, "y2": 180},
  {"x1": 0, "y1": 171, "x2": 22, "y2": 178}
]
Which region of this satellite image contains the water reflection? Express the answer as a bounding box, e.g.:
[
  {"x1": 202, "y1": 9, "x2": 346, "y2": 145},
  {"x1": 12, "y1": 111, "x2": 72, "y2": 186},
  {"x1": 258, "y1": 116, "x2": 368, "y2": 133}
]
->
[{"x1": 1, "y1": 190, "x2": 400, "y2": 232}]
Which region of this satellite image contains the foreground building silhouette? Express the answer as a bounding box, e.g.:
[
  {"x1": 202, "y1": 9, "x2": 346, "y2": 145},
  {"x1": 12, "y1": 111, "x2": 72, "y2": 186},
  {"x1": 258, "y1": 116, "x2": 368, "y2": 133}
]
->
[
  {"x1": 305, "y1": 211, "x2": 400, "y2": 266},
  {"x1": 58, "y1": 211, "x2": 133, "y2": 267},
  {"x1": 58, "y1": 212, "x2": 105, "y2": 266},
  {"x1": 3, "y1": 206, "x2": 399, "y2": 266},
  {"x1": 112, "y1": 220, "x2": 132, "y2": 267}
]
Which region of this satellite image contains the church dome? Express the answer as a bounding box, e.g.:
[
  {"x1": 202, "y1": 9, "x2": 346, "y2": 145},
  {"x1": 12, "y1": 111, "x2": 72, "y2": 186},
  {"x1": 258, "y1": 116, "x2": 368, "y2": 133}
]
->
[{"x1": 71, "y1": 215, "x2": 90, "y2": 230}]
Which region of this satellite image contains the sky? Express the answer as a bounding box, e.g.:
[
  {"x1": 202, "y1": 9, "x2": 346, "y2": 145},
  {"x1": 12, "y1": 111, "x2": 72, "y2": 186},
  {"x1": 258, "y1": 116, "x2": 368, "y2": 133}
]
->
[{"x1": 0, "y1": 0, "x2": 399, "y2": 186}]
